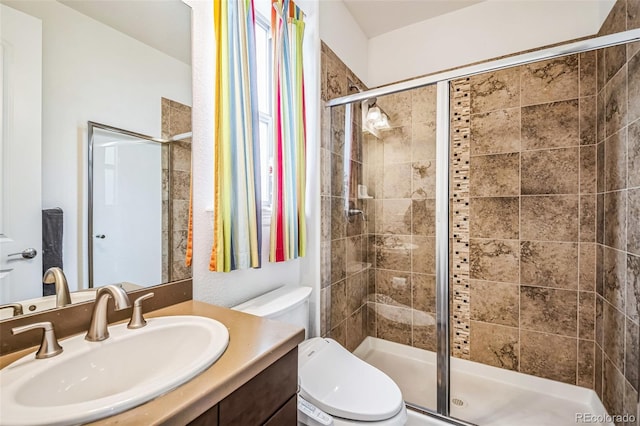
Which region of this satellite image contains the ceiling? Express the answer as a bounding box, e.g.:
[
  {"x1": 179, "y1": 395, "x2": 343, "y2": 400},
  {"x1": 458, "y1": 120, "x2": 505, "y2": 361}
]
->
[
  {"x1": 343, "y1": 0, "x2": 485, "y2": 38},
  {"x1": 59, "y1": 0, "x2": 191, "y2": 65}
]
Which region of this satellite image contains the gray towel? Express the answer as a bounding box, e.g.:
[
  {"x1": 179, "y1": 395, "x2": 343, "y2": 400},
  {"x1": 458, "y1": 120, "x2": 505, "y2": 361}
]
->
[{"x1": 42, "y1": 208, "x2": 63, "y2": 296}]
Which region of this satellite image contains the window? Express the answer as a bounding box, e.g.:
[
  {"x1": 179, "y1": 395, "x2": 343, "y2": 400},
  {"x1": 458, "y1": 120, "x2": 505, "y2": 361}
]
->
[{"x1": 254, "y1": 12, "x2": 273, "y2": 216}]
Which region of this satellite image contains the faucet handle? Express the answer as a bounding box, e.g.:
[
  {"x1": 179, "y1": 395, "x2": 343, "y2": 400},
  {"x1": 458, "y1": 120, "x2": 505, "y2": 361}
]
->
[
  {"x1": 12, "y1": 321, "x2": 63, "y2": 359},
  {"x1": 127, "y1": 292, "x2": 154, "y2": 329}
]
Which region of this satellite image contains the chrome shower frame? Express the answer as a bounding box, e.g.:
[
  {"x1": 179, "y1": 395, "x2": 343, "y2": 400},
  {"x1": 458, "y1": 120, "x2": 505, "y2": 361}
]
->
[
  {"x1": 87, "y1": 122, "x2": 188, "y2": 288},
  {"x1": 326, "y1": 28, "x2": 640, "y2": 425}
]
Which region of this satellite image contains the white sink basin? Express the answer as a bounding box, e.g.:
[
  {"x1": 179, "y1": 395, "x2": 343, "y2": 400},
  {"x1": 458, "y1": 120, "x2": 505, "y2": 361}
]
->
[{"x1": 0, "y1": 315, "x2": 229, "y2": 425}]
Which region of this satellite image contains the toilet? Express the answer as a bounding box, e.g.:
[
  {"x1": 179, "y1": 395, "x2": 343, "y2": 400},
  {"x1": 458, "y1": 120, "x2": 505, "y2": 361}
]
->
[{"x1": 232, "y1": 286, "x2": 407, "y2": 426}]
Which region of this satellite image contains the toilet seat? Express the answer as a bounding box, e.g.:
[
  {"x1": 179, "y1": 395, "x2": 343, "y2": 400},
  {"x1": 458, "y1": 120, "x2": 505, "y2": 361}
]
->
[{"x1": 298, "y1": 338, "x2": 405, "y2": 422}]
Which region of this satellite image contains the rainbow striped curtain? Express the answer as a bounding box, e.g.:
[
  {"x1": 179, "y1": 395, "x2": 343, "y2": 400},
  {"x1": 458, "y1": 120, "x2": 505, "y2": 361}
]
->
[
  {"x1": 210, "y1": 0, "x2": 262, "y2": 272},
  {"x1": 270, "y1": 0, "x2": 306, "y2": 262}
]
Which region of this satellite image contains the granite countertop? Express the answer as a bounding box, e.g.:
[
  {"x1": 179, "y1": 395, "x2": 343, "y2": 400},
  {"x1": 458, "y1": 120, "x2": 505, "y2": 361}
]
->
[{"x1": 0, "y1": 300, "x2": 305, "y2": 425}]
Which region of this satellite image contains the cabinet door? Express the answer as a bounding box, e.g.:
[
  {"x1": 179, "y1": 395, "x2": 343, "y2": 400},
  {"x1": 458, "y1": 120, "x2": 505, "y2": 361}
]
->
[
  {"x1": 264, "y1": 395, "x2": 297, "y2": 425},
  {"x1": 218, "y1": 348, "x2": 297, "y2": 425}
]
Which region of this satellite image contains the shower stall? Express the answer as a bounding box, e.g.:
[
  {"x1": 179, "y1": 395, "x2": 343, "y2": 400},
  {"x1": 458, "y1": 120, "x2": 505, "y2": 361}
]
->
[{"x1": 320, "y1": 28, "x2": 640, "y2": 426}]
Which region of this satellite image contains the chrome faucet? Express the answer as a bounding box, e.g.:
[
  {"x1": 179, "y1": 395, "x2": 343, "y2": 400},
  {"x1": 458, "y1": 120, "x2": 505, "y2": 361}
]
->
[
  {"x1": 43, "y1": 267, "x2": 71, "y2": 308},
  {"x1": 85, "y1": 285, "x2": 131, "y2": 342}
]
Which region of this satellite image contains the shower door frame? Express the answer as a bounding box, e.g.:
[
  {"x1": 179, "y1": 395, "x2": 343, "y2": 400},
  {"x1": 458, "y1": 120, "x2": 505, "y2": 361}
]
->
[{"x1": 326, "y1": 27, "x2": 640, "y2": 425}]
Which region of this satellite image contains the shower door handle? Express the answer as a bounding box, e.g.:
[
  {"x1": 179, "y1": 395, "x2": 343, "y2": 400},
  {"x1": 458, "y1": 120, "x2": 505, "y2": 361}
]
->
[{"x1": 95, "y1": 234, "x2": 106, "y2": 239}]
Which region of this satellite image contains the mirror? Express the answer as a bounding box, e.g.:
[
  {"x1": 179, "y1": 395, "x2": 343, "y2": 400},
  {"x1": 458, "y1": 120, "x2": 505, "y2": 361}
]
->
[{"x1": 0, "y1": 0, "x2": 192, "y2": 318}]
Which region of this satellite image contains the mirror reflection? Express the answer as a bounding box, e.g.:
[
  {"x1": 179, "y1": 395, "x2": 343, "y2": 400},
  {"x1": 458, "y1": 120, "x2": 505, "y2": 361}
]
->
[{"x1": 0, "y1": 0, "x2": 192, "y2": 318}]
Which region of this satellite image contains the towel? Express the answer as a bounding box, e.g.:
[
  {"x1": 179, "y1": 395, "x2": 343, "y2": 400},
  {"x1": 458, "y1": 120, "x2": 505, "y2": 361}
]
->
[{"x1": 42, "y1": 208, "x2": 63, "y2": 296}]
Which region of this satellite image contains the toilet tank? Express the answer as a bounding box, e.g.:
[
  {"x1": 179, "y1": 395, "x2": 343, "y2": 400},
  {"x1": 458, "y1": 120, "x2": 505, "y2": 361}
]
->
[{"x1": 232, "y1": 286, "x2": 312, "y2": 338}]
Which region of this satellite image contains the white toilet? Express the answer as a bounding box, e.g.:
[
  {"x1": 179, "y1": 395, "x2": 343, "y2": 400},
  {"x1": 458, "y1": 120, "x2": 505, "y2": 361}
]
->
[{"x1": 232, "y1": 286, "x2": 407, "y2": 426}]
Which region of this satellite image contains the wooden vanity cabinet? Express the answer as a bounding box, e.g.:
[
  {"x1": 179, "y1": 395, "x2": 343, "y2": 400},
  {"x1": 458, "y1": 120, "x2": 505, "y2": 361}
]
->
[{"x1": 189, "y1": 348, "x2": 298, "y2": 426}]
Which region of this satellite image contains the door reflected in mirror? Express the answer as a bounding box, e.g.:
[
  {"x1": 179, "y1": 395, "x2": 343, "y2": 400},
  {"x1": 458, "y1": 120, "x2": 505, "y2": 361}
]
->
[{"x1": 0, "y1": 0, "x2": 192, "y2": 318}]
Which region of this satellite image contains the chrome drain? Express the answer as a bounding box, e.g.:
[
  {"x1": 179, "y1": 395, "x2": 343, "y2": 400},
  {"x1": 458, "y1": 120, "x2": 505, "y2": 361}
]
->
[{"x1": 452, "y1": 397, "x2": 465, "y2": 407}]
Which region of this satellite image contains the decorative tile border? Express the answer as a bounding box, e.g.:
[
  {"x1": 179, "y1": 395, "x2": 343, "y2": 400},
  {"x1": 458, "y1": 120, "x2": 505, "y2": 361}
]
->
[{"x1": 450, "y1": 78, "x2": 471, "y2": 359}]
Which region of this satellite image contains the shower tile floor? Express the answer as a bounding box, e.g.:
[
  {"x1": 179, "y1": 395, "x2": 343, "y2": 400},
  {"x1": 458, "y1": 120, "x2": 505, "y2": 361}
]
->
[{"x1": 353, "y1": 337, "x2": 612, "y2": 426}]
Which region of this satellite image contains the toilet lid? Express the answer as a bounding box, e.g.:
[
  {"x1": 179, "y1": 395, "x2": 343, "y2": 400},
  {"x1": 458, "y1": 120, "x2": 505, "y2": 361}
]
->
[{"x1": 298, "y1": 338, "x2": 404, "y2": 422}]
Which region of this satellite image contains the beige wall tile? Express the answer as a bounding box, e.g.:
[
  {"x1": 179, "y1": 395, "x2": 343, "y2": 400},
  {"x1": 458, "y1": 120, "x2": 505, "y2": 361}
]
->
[
  {"x1": 521, "y1": 100, "x2": 579, "y2": 150},
  {"x1": 521, "y1": 56, "x2": 579, "y2": 106},
  {"x1": 604, "y1": 247, "x2": 626, "y2": 312},
  {"x1": 469, "y1": 68, "x2": 520, "y2": 114},
  {"x1": 469, "y1": 153, "x2": 520, "y2": 197},
  {"x1": 521, "y1": 195, "x2": 579, "y2": 241},
  {"x1": 470, "y1": 280, "x2": 519, "y2": 327},
  {"x1": 376, "y1": 269, "x2": 411, "y2": 306},
  {"x1": 605, "y1": 130, "x2": 628, "y2": 191},
  {"x1": 412, "y1": 273, "x2": 436, "y2": 313},
  {"x1": 382, "y1": 127, "x2": 412, "y2": 164},
  {"x1": 605, "y1": 45, "x2": 627, "y2": 84},
  {"x1": 603, "y1": 300, "x2": 626, "y2": 371},
  {"x1": 470, "y1": 108, "x2": 520, "y2": 155},
  {"x1": 628, "y1": 189, "x2": 640, "y2": 255},
  {"x1": 627, "y1": 254, "x2": 640, "y2": 323},
  {"x1": 378, "y1": 91, "x2": 412, "y2": 128},
  {"x1": 411, "y1": 121, "x2": 437, "y2": 161},
  {"x1": 330, "y1": 280, "x2": 347, "y2": 327},
  {"x1": 469, "y1": 239, "x2": 520, "y2": 283},
  {"x1": 520, "y1": 330, "x2": 577, "y2": 384},
  {"x1": 605, "y1": 65, "x2": 628, "y2": 136},
  {"x1": 411, "y1": 85, "x2": 437, "y2": 124},
  {"x1": 383, "y1": 163, "x2": 412, "y2": 199},
  {"x1": 376, "y1": 307, "x2": 412, "y2": 345},
  {"x1": 580, "y1": 96, "x2": 597, "y2": 146},
  {"x1": 580, "y1": 145, "x2": 597, "y2": 194},
  {"x1": 469, "y1": 197, "x2": 519, "y2": 239},
  {"x1": 520, "y1": 286, "x2": 578, "y2": 337},
  {"x1": 469, "y1": 321, "x2": 519, "y2": 370},
  {"x1": 331, "y1": 238, "x2": 346, "y2": 284},
  {"x1": 375, "y1": 235, "x2": 412, "y2": 271},
  {"x1": 579, "y1": 243, "x2": 597, "y2": 292},
  {"x1": 411, "y1": 199, "x2": 436, "y2": 236},
  {"x1": 602, "y1": 356, "x2": 625, "y2": 416},
  {"x1": 580, "y1": 51, "x2": 597, "y2": 97},
  {"x1": 346, "y1": 307, "x2": 366, "y2": 352},
  {"x1": 411, "y1": 236, "x2": 436, "y2": 275},
  {"x1": 605, "y1": 190, "x2": 627, "y2": 252},
  {"x1": 625, "y1": 317, "x2": 639, "y2": 389},
  {"x1": 578, "y1": 339, "x2": 595, "y2": 389},
  {"x1": 521, "y1": 147, "x2": 579, "y2": 195},
  {"x1": 579, "y1": 292, "x2": 596, "y2": 340},
  {"x1": 580, "y1": 195, "x2": 597, "y2": 242},
  {"x1": 521, "y1": 241, "x2": 578, "y2": 290},
  {"x1": 630, "y1": 53, "x2": 640, "y2": 124},
  {"x1": 411, "y1": 161, "x2": 437, "y2": 199},
  {"x1": 629, "y1": 120, "x2": 640, "y2": 188}
]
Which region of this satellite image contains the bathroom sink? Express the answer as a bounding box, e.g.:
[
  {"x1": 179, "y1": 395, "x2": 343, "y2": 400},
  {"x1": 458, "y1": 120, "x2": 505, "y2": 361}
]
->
[{"x1": 0, "y1": 315, "x2": 229, "y2": 425}]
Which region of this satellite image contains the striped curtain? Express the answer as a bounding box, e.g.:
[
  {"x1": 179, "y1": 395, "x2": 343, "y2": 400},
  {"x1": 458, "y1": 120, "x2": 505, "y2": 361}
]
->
[
  {"x1": 210, "y1": 0, "x2": 262, "y2": 272},
  {"x1": 270, "y1": 0, "x2": 306, "y2": 262}
]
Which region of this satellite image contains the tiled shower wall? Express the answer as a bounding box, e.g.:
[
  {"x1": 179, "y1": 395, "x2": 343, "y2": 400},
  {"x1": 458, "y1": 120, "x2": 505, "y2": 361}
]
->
[
  {"x1": 595, "y1": 0, "x2": 640, "y2": 421},
  {"x1": 362, "y1": 86, "x2": 438, "y2": 351},
  {"x1": 321, "y1": 1, "x2": 639, "y2": 413},
  {"x1": 161, "y1": 98, "x2": 193, "y2": 283},
  {"x1": 320, "y1": 42, "x2": 370, "y2": 351},
  {"x1": 459, "y1": 53, "x2": 599, "y2": 386}
]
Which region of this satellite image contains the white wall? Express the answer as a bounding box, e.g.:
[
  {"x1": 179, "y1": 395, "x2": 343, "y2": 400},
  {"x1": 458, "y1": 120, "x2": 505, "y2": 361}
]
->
[
  {"x1": 4, "y1": 1, "x2": 191, "y2": 292},
  {"x1": 367, "y1": 0, "x2": 615, "y2": 87},
  {"x1": 187, "y1": 0, "x2": 321, "y2": 335},
  {"x1": 318, "y1": 0, "x2": 369, "y2": 84}
]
